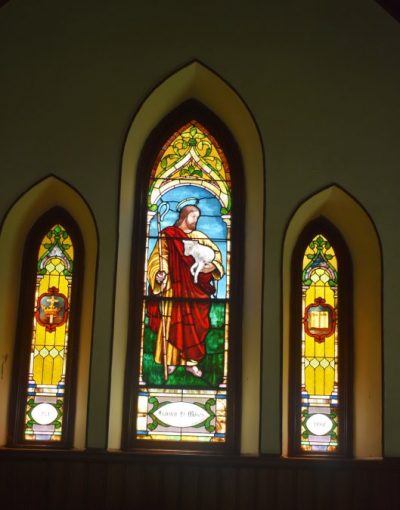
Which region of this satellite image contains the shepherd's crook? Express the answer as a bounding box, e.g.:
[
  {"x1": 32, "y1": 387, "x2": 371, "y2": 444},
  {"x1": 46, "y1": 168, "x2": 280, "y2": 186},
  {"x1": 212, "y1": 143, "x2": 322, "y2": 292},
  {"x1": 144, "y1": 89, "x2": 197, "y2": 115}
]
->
[{"x1": 157, "y1": 202, "x2": 169, "y2": 381}]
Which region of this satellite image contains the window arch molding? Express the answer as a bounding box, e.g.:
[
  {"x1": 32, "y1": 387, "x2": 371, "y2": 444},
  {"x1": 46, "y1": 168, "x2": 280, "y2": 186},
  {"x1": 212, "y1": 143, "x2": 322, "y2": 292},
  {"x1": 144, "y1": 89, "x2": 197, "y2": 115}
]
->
[
  {"x1": 123, "y1": 99, "x2": 244, "y2": 451},
  {"x1": 109, "y1": 61, "x2": 264, "y2": 454},
  {"x1": 282, "y1": 185, "x2": 382, "y2": 458},
  {"x1": 0, "y1": 175, "x2": 98, "y2": 449},
  {"x1": 288, "y1": 217, "x2": 353, "y2": 456}
]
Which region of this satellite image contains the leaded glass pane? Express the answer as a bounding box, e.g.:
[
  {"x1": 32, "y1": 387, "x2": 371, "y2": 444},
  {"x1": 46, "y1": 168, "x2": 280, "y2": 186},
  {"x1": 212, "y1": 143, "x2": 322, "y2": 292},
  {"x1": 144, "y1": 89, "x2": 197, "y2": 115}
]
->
[
  {"x1": 135, "y1": 121, "x2": 232, "y2": 443},
  {"x1": 300, "y1": 234, "x2": 338, "y2": 452},
  {"x1": 24, "y1": 224, "x2": 74, "y2": 441}
]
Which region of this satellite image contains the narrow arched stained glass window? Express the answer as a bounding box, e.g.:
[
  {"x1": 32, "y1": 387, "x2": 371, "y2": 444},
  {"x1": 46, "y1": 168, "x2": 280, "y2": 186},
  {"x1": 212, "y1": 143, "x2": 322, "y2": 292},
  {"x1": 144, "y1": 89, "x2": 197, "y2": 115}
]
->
[
  {"x1": 9, "y1": 210, "x2": 83, "y2": 448},
  {"x1": 128, "y1": 112, "x2": 243, "y2": 449},
  {"x1": 22, "y1": 224, "x2": 74, "y2": 441},
  {"x1": 300, "y1": 234, "x2": 339, "y2": 452}
]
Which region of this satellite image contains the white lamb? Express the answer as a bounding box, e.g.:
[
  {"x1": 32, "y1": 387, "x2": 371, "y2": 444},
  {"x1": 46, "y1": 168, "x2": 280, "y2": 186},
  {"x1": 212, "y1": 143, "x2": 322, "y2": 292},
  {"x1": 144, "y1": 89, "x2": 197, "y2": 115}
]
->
[{"x1": 182, "y1": 239, "x2": 215, "y2": 284}]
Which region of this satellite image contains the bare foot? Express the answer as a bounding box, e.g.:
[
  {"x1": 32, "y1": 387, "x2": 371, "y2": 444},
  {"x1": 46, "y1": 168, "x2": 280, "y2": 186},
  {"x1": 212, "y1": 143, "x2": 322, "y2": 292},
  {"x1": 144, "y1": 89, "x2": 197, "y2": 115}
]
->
[{"x1": 186, "y1": 365, "x2": 203, "y2": 378}]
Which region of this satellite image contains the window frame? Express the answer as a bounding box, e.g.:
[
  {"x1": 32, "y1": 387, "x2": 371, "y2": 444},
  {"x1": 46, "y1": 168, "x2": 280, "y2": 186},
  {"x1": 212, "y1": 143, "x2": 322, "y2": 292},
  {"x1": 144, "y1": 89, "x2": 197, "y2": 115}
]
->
[
  {"x1": 123, "y1": 100, "x2": 245, "y2": 453},
  {"x1": 288, "y1": 217, "x2": 353, "y2": 457},
  {"x1": 7, "y1": 207, "x2": 84, "y2": 448}
]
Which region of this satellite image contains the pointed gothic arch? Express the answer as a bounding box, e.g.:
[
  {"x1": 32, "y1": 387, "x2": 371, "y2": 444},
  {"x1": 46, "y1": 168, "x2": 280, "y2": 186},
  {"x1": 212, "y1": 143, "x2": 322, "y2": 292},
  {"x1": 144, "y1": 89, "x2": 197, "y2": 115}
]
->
[
  {"x1": 8, "y1": 207, "x2": 83, "y2": 446},
  {"x1": 289, "y1": 217, "x2": 353, "y2": 456},
  {"x1": 123, "y1": 100, "x2": 244, "y2": 450},
  {"x1": 0, "y1": 176, "x2": 97, "y2": 448},
  {"x1": 109, "y1": 62, "x2": 264, "y2": 453},
  {"x1": 282, "y1": 185, "x2": 382, "y2": 458}
]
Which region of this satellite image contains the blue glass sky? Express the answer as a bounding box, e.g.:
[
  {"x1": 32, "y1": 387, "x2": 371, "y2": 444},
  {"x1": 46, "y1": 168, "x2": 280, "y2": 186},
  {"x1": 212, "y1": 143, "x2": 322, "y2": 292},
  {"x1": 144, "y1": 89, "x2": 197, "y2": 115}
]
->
[{"x1": 147, "y1": 185, "x2": 228, "y2": 299}]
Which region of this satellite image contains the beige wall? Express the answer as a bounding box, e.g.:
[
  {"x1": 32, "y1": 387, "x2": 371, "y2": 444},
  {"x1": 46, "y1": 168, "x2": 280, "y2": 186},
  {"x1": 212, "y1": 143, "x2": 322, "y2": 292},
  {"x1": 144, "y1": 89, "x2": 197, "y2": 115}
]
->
[{"x1": 0, "y1": 0, "x2": 399, "y2": 455}]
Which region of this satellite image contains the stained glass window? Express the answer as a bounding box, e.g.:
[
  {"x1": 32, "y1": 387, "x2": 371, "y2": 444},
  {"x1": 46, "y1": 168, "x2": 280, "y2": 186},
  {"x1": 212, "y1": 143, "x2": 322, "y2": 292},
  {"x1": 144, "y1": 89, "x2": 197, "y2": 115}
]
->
[
  {"x1": 300, "y1": 234, "x2": 339, "y2": 452},
  {"x1": 130, "y1": 117, "x2": 239, "y2": 447},
  {"x1": 289, "y1": 221, "x2": 352, "y2": 456},
  {"x1": 10, "y1": 210, "x2": 81, "y2": 447},
  {"x1": 24, "y1": 225, "x2": 74, "y2": 441}
]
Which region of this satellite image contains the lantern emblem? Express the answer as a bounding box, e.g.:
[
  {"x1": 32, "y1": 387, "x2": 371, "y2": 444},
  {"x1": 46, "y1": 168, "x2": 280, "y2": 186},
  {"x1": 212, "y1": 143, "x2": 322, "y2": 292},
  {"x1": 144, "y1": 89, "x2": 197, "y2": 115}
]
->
[
  {"x1": 35, "y1": 286, "x2": 69, "y2": 332},
  {"x1": 304, "y1": 297, "x2": 336, "y2": 343}
]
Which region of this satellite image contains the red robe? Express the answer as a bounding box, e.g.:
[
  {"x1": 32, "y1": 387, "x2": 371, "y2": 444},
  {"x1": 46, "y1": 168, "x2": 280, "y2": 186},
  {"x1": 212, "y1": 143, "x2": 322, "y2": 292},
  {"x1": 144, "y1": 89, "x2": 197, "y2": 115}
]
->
[{"x1": 148, "y1": 226, "x2": 215, "y2": 362}]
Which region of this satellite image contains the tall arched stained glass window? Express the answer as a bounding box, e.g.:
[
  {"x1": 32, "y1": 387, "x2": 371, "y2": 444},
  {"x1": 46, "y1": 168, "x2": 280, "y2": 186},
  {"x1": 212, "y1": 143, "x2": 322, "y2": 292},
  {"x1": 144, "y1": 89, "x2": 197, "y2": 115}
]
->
[
  {"x1": 9, "y1": 209, "x2": 82, "y2": 447},
  {"x1": 289, "y1": 220, "x2": 352, "y2": 456},
  {"x1": 125, "y1": 103, "x2": 243, "y2": 451}
]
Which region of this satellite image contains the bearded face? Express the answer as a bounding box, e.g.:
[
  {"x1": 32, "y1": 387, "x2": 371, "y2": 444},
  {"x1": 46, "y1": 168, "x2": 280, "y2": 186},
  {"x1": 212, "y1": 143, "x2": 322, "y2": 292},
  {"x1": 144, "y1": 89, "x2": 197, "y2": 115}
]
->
[
  {"x1": 175, "y1": 205, "x2": 201, "y2": 231},
  {"x1": 185, "y1": 210, "x2": 200, "y2": 230}
]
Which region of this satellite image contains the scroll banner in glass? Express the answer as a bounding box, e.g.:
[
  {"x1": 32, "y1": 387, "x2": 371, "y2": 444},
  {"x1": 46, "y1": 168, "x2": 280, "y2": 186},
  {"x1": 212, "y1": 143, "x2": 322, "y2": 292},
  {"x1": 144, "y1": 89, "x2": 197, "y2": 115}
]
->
[
  {"x1": 24, "y1": 225, "x2": 74, "y2": 441},
  {"x1": 135, "y1": 122, "x2": 232, "y2": 443},
  {"x1": 301, "y1": 235, "x2": 339, "y2": 452}
]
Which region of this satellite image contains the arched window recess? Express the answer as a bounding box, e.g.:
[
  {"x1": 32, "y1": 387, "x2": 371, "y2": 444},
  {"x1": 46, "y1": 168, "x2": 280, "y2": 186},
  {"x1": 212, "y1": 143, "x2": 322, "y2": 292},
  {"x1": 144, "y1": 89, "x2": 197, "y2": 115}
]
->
[
  {"x1": 8, "y1": 207, "x2": 84, "y2": 448},
  {"x1": 124, "y1": 100, "x2": 244, "y2": 452},
  {"x1": 289, "y1": 217, "x2": 352, "y2": 457}
]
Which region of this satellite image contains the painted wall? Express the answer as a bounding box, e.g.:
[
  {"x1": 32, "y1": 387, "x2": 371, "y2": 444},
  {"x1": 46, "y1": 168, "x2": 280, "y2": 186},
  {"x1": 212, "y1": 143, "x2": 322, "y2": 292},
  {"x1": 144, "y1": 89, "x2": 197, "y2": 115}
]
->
[{"x1": 0, "y1": 0, "x2": 399, "y2": 455}]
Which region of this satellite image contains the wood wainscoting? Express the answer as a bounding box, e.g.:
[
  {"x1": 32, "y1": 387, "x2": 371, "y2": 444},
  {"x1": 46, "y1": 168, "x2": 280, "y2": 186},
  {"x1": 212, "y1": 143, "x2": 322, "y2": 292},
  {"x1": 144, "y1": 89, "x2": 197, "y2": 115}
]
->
[{"x1": 1, "y1": 450, "x2": 399, "y2": 510}]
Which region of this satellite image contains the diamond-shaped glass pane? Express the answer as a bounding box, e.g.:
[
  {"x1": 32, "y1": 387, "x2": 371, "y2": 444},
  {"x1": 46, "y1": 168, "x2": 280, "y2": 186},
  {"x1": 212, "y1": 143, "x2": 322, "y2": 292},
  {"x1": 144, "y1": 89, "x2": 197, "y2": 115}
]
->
[
  {"x1": 39, "y1": 347, "x2": 49, "y2": 357},
  {"x1": 49, "y1": 347, "x2": 59, "y2": 358}
]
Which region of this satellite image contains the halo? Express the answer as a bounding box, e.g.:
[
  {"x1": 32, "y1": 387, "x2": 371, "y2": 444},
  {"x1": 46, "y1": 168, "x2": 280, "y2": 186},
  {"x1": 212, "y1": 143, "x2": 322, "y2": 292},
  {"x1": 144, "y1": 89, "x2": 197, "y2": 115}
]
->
[{"x1": 176, "y1": 197, "x2": 199, "y2": 212}]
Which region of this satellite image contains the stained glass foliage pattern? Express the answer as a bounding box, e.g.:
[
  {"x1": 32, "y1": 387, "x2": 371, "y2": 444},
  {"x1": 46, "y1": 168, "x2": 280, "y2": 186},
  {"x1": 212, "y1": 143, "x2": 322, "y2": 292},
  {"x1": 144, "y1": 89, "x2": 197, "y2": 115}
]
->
[
  {"x1": 301, "y1": 235, "x2": 338, "y2": 452},
  {"x1": 135, "y1": 121, "x2": 232, "y2": 443},
  {"x1": 24, "y1": 225, "x2": 74, "y2": 441}
]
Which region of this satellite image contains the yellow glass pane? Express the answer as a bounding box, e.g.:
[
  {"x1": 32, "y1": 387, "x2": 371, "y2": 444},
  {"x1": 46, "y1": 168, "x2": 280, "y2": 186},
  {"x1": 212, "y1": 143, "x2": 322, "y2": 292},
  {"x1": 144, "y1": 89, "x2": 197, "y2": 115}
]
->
[
  {"x1": 324, "y1": 335, "x2": 335, "y2": 359},
  {"x1": 49, "y1": 275, "x2": 61, "y2": 288},
  {"x1": 305, "y1": 289, "x2": 315, "y2": 307},
  {"x1": 54, "y1": 324, "x2": 67, "y2": 347},
  {"x1": 42, "y1": 355, "x2": 54, "y2": 385},
  {"x1": 58, "y1": 275, "x2": 69, "y2": 297},
  {"x1": 324, "y1": 287, "x2": 335, "y2": 307},
  {"x1": 305, "y1": 335, "x2": 315, "y2": 358},
  {"x1": 44, "y1": 331, "x2": 55, "y2": 348},
  {"x1": 38, "y1": 276, "x2": 49, "y2": 295},
  {"x1": 52, "y1": 355, "x2": 63, "y2": 385},
  {"x1": 33, "y1": 354, "x2": 44, "y2": 384},
  {"x1": 324, "y1": 365, "x2": 335, "y2": 395},
  {"x1": 35, "y1": 324, "x2": 46, "y2": 349},
  {"x1": 305, "y1": 365, "x2": 315, "y2": 394},
  {"x1": 314, "y1": 365, "x2": 325, "y2": 395},
  {"x1": 313, "y1": 341, "x2": 323, "y2": 358}
]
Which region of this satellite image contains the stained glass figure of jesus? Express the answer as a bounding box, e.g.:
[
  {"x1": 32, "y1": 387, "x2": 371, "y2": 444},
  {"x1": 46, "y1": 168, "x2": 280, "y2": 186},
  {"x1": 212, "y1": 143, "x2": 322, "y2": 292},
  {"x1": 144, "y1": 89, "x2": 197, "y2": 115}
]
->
[{"x1": 146, "y1": 200, "x2": 224, "y2": 379}]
